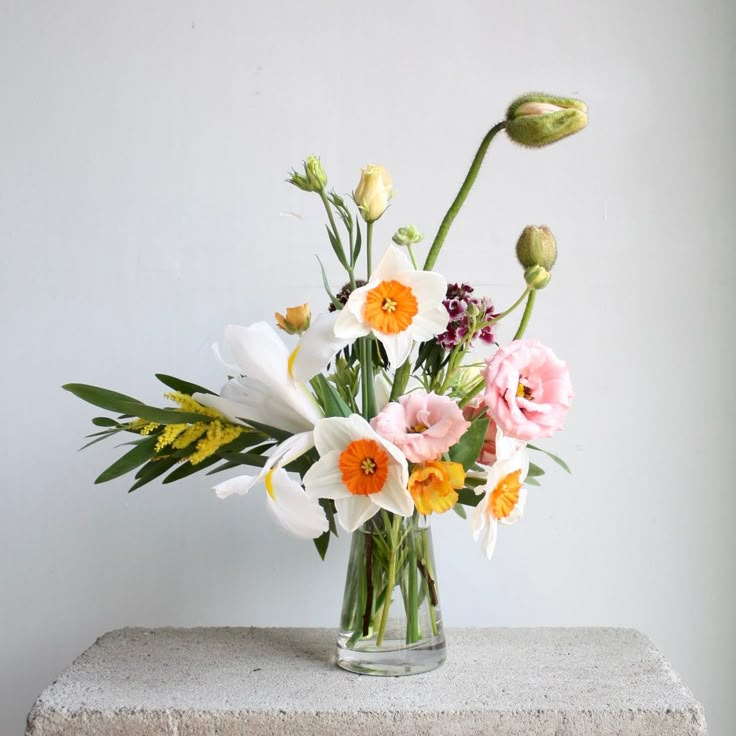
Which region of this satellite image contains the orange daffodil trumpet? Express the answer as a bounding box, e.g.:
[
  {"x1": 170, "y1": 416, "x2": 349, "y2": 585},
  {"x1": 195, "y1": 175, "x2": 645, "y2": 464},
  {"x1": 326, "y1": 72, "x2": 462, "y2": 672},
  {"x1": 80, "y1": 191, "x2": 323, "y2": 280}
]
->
[
  {"x1": 408, "y1": 460, "x2": 465, "y2": 515},
  {"x1": 303, "y1": 415, "x2": 413, "y2": 532},
  {"x1": 471, "y1": 429, "x2": 529, "y2": 560},
  {"x1": 333, "y1": 245, "x2": 450, "y2": 369}
]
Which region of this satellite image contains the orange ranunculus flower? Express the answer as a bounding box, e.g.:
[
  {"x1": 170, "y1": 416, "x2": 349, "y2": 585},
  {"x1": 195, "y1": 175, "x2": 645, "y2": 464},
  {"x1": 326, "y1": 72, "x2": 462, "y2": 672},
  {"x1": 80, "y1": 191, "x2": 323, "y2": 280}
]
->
[{"x1": 408, "y1": 460, "x2": 465, "y2": 515}]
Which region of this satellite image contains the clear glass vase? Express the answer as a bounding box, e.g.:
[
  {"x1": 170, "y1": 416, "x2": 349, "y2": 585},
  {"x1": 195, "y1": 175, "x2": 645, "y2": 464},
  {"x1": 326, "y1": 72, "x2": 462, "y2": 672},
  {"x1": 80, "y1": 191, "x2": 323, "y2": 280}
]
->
[{"x1": 336, "y1": 512, "x2": 446, "y2": 676}]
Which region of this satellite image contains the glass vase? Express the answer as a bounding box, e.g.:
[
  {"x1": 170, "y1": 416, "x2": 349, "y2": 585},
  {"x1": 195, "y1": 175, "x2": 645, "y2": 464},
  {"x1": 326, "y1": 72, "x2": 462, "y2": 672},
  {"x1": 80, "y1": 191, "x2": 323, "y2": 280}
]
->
[{"x1": 336, "y1": 512, "x2": 446, "y2": 676}]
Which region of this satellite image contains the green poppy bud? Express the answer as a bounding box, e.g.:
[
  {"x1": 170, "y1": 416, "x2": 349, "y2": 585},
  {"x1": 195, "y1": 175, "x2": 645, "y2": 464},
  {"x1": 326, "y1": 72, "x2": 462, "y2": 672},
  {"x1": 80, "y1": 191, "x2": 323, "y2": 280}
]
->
[
  {"x1": 392, "y1": 225, "x2": 424, "y2": 246},
  {"x1": 506, "y1": 93, "x2": 587, "y2": 148},
  {"x1": 516, "y1": 226, "x2": 557, "y2": 270},
  {"x1": 524, "y1": 265, "x2": 552, "y2": 290}
]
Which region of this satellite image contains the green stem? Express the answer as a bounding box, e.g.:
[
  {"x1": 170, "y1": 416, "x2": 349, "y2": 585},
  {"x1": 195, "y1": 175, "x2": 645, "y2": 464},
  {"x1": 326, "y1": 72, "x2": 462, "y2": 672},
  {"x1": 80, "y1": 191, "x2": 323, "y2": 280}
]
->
[
  {"x1": 423, "y1": 121, "x2": 506, "y2": 271},
  {"x1": 422, "y1": 531, "x2": 438, "y2": 637},
  {"x1": 376, "y1": 514, "x2": 401, "y2": 646},
  {"x1": 513, "y1": 289, "x2": 537, "y2": 340},
  {"x1": 406, "y1": 522, "x2": 420, "y2": 644},
  {"x1": 406, "y1": 244, "x2": 419, "y2": 269},
  {"x1": 486, "y1": 286, "x2": 531, "y2": 326},
  {"x1": 366, "y1": 220, "x2": 374, "y2": 277}
]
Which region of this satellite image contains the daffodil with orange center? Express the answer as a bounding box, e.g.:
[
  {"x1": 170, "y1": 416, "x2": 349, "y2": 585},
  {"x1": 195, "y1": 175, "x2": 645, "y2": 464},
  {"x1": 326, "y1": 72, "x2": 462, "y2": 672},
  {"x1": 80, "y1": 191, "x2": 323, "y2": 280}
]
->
[
  {"x1": 408, "y1": 461, "x2": 465, "y2": 515},
  {"x1": 333, "y1": 245, "x2": 449, "y2": 368},
  {"x1": 303, "y1": 414, "x2": 413, "y2": 532},
  {"x1": 471, "y1": 427, "x2": 529, "y2": 559}
]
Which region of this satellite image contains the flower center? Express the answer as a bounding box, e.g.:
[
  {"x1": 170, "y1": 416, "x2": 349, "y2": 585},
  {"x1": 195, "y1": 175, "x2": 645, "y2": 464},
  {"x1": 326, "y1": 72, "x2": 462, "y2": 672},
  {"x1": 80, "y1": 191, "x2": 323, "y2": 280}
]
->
[
  {"x1": 516, "y1": 381, "x2": 533, "y2": 400},
  {"x1": 338, "y1": 438, "x2": 389, "y2": 496},
  {"x1": 410, "y1": 423, "x2": 428, "y2": 433},
  {"x1": 489, "y1": 469, "x2": 522, "y2": 519},
  {"x1": 363, "y1": 280, "x2": 419, "y2": 335}
]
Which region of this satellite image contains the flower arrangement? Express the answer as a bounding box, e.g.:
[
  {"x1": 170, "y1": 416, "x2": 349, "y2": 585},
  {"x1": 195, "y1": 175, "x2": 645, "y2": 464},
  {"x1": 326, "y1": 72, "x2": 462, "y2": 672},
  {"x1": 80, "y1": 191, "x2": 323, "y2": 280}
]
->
[{"x1": 65, "y1": 92, "x2": 586, "y2": 675}]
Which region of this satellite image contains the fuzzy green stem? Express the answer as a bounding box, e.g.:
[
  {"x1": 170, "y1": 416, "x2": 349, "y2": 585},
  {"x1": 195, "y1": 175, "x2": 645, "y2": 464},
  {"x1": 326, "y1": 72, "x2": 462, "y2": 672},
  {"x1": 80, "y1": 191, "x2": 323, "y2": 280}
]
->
[
  {"x1": 407, "y1": 244, "x2": 419, "y2": 269},
  {"x1": 487, "y1": 286, "x2": 531, "y2": 326},
  {"x1": 513, "y1": 289, "x2": 537, "y2": 340},
  {"x1": 423, "y1": 121, "x2": 506, "y2": 271}
]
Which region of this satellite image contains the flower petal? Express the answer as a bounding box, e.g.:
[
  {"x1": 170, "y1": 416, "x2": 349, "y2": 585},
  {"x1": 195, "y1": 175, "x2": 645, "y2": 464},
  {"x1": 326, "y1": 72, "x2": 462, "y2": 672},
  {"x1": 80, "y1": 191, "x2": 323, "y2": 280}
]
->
[
  {"x1": 334, "y1": 296, "x2": 371, "y2": 339},
  {"x1": 334, "y1": 495, "x2": 378, "y2": 532},
  {"x1": 265, "y1": 469, "x2": 329, "y2": 539},
  {"x1": 371, "y1": 466, "x2": 414, "y2": 516},
  {"x1": 499, "y1": 486, "x2": 527, "y2": 526},
  {"x1": 376, "y1": 329, "x2": 414, "y2": 370},
  {"x1": 213, "y1": 474, "x2": 258, "y2": 499},
  {"x1": 291, "y1": 312, "x2": 351, "y2": 382},
  {"x1": 372, "y1": 244, "x2": 414, "y2": 282},
  {"x1": 302, "y1": 450, "x2": 353, "y2": 500},
  {"x1": 411, "y1": 305, "x2": 452, "y2": 341}
]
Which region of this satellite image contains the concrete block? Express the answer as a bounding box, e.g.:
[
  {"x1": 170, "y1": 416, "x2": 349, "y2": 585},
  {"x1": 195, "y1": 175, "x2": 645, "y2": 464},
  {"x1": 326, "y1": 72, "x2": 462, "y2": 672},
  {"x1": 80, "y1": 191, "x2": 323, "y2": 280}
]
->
[{"x1": 26, "y1": 627, "x2": 707, "y2": 735}]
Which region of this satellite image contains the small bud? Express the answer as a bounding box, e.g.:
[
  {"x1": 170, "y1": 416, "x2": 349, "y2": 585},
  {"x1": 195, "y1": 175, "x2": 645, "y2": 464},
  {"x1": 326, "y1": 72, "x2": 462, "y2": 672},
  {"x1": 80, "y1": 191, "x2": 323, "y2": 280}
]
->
[
  {"x1": 354, "y1": 165, "x2": 392, "y2": 222},
  {"x1": 275, "y1": 304, "x2": 311, "y2": 335},
  {"x1": 524, "y1": 265, "x2": 552, "y2": 290},
  {"x1": 287, "y1": 155, "x2": 327, "y2": 193},
  {"x1": 506, "y1": 93, "x2": 587, "y2": 148},
  {"x1": 304, "y1": 155, "x2": 327, "y2": 191},
  {"x1": 516, "y1": 225, "x2": 558, "y2": 270},
  {"x1": 392, "y1": 225, "x2": 424, "y2": 246}
]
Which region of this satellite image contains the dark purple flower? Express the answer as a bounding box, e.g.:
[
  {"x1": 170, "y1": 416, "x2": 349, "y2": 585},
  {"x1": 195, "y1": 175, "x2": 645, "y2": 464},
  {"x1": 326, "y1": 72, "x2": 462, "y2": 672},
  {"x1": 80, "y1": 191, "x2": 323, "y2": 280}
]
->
[{"x1": 436, "y1": 282, "x2": 498, "y2": 350}]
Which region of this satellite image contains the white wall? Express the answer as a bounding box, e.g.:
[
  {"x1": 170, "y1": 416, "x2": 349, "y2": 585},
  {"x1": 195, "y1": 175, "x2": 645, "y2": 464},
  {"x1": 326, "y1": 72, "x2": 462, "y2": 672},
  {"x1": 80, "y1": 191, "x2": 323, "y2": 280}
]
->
[{"x1": 2, "y1": 0, "x2": 734, "y2": 733}]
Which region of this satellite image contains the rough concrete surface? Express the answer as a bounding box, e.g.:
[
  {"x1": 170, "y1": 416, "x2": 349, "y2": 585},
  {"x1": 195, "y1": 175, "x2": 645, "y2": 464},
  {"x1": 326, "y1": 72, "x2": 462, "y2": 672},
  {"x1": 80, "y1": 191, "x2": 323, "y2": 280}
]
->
[{"x1": 25, "y1": 627, "x2": 707, "y2": 735}]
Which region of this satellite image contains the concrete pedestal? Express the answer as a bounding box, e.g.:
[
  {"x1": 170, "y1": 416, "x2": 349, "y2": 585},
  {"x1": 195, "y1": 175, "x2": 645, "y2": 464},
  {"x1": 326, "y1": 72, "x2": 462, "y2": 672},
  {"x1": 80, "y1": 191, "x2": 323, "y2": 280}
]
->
[{"x1": 26, "y1": 627, "x2": 707, "y2": 735}]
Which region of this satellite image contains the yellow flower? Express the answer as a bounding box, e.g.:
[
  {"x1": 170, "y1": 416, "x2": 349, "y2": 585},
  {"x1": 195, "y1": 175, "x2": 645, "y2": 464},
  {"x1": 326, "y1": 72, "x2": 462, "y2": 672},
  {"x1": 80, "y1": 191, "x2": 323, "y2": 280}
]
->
[
  {"x1": 408, "y1": 460, "x2": 465, "y2": 515},
  {"x1": 354, "y1": 165, "x2": 392, "y2": 222},
  {"x1": 275, "y1": 303, "x2": 311, "y2": 335}
]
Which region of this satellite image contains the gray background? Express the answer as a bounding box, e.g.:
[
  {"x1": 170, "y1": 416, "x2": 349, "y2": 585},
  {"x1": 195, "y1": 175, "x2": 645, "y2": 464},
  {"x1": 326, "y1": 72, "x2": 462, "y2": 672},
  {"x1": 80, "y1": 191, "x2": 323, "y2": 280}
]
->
[{"x1": 2, "y1": 1, "x2": 734, "y2": 734}]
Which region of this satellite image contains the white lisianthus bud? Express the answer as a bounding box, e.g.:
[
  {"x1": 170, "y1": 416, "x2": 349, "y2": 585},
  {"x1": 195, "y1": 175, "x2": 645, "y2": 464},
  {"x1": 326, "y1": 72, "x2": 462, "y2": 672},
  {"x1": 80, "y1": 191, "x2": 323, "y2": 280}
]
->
[{"x1": 354, "y1": 165, "x2": 392, "y2": 222}]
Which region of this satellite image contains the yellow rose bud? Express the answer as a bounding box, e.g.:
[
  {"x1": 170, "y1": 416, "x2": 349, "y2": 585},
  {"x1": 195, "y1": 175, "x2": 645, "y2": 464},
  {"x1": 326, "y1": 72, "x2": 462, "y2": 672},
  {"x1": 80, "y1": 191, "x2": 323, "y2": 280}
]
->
[
  {"x1": 506, "y1": 93, "x2": 587, "y2": 148},
  {"x1": 274, "y1": 303, "x2": 311, "y2": 335},
  {"x1": 354, "y1": 165, "x2": 392, "y2": 222}
]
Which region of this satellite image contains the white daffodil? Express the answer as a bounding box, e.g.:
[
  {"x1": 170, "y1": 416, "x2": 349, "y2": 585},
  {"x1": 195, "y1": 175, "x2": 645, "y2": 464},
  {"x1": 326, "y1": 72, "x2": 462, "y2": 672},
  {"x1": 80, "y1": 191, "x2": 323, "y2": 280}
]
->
[
  {"x1": 333, "y1": 245, "x2": 449, "y2": 368},
  {"x1": 214, "y1": 468, "x2": 329, "y2": 540},
  {"x1": 195, "y1": 318, "x2": 345, "y2": 539},
  {"x1": 471, "y1": 428, "x2": 529, "y2": 560},
  {"x1": 303, "y1": 414, "x2": 413, "y2": 532}
]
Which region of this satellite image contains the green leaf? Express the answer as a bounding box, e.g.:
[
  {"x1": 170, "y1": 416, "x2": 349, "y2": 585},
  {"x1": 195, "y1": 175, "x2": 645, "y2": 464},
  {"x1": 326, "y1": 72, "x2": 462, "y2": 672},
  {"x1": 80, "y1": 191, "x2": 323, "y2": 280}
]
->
[
  {"x1": 155, "y1": 374, "x2": 216, "y2": 396},
  {"x1": 128, "y1": 457, "x2": 180, "y2": 492},
  {"x1": 527, "y1": 444, "x2": 571, "y2": 473},
  {"x1": 312, "y1": 374, "x2": 351, "y2": 418},
  {"x1": 389, "y1": 360, "x2": 411, "y2": 401},
  {"x1": 326, "y1": 225, "x2": 349, "y2": 269},
  {"x1": 316, "y1": 255, "x2": 343, "y2": 311},
  {"x1": 525, "y1": 476, "x2": 541, "y2": 487},
  {"x1": 212, "y1": 451, "x2": 270, "y2": 469},
  {"x1": 457, "y1": 487, "x2": 482, "y2": 507},
  {"x1": 94, "y1": 438, "x2": 157, "y2": 484},
  {"x1": 527, "y1": 462, "x2": 545, "y2": 478},
  {"x1": 452, "y1": 503, "x2": 467, "y2": 519},
  {"x1": 320, "y1": 498, "x2": 338, "y2": 537},
  {"x1": 64, "y1": 383, "x2": 144, "y2": 413},
  {"x1": 313, "y1": 531, "x2": 330, "y2": 560},
  {"x1": 162, "y1": 456, "x2": 220, "y2": 483},
  {"x1": 352, "y1": 220, "x2": 362, "y2": 267},
  {"x1": 92, "y1": 416, "x2": 121, "y2": 427},
  {"x1": 237, "y1": 418, "x2": 291, "y2": 443},
  {"x1": 79, "y1": 429, "x2": 123, "y2": 451},
  {"x1": 449, "y1": 418, "x2": 490, "y2": 471},
  {"x1": 119, "y1": 404, "x2": 214, "y2": 425}
]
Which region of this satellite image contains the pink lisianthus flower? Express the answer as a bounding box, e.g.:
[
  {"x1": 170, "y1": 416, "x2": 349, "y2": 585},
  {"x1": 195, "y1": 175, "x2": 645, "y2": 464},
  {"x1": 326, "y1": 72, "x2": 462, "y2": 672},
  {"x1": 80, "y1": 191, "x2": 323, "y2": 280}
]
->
[
  {"x1": 482, "y1": 339, "x2": 573, "y2": 442},
  {"x1": 371, "y1": 391, "x2": 470, "y2": 463}
]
